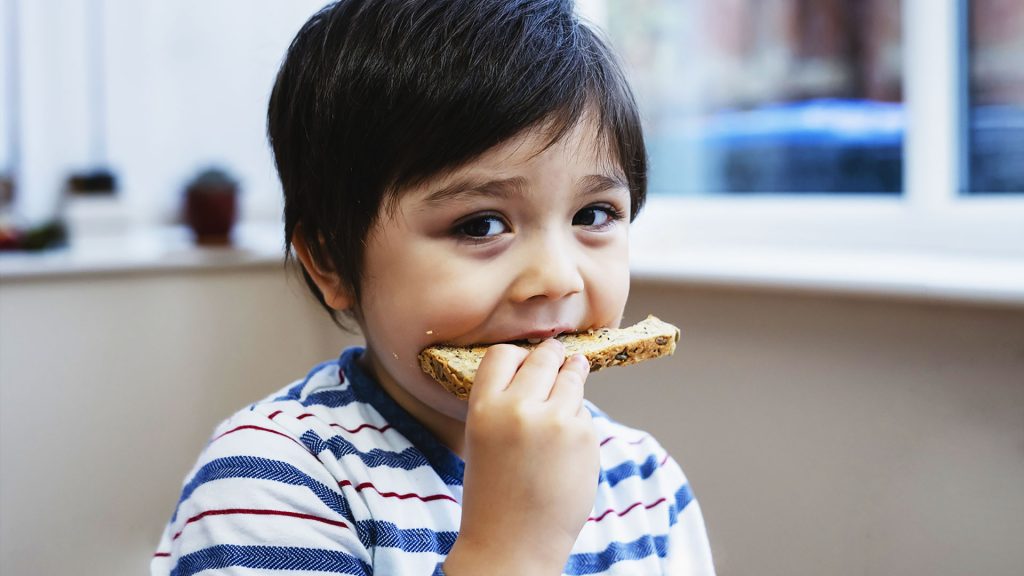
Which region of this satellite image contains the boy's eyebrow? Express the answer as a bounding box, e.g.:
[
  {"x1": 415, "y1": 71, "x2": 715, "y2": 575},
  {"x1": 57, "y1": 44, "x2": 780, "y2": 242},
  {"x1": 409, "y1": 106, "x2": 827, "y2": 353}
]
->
[
  {"x1": 421, "y1": 172, "x2": 628, "y2": 206},
  {"x1": 578, "y1": 173, "x2": 630, "y2": 197},
  {"x1": 422, "y1": 176, "x2": 527, "y2": 206}
]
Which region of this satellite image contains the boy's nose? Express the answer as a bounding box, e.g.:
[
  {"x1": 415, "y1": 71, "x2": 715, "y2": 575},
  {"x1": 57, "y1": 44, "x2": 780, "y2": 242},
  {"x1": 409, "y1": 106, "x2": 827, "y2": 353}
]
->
[{"x1": 508, "y1": 236, "x2": 585, "y2": 303}]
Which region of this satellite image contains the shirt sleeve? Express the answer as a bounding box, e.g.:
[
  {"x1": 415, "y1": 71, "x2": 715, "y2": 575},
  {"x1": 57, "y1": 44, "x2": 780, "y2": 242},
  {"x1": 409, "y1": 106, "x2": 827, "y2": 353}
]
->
[
  {"x1": 151, "y1": 409, "x2": 372, "y2": 576},
  {"x1": 661, "y1": 455, "x2": 717, "y2": 576}
]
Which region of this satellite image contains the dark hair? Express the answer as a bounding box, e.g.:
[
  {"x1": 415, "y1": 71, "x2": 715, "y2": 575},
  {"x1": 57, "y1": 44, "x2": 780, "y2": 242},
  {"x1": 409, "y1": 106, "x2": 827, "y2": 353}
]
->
[{"x1": 268, "y1": 0, "x2": 647, "y2": 326}]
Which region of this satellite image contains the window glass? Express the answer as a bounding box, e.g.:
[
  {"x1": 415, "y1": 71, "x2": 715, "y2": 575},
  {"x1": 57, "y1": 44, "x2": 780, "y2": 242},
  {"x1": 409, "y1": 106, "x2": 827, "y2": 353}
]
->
[
  {"x1": 2, "y1": 0, "x2": 331, "y2": 226},
  {"x1": 0, "y1": 0, "x2": 15, "y2": 208},
  {"x1": 600, "y1": 0, "x2": 903, "y2": 195},
  {"x1": 967, "y1": 0, "x2": 1024, "y2": 194}
]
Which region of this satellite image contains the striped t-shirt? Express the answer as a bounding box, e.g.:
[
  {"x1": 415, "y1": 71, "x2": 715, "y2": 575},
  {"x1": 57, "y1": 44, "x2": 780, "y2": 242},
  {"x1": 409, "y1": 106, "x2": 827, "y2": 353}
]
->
[{"x1": 153, "y1": 347, "x2": 715, "y2": 575}]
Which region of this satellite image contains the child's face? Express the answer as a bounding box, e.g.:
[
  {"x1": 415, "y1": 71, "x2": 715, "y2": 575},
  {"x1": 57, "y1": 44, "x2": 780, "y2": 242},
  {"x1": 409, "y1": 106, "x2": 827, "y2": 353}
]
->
[{"x1": 356, "y1": 117, "x2": 631, "y2": 423}]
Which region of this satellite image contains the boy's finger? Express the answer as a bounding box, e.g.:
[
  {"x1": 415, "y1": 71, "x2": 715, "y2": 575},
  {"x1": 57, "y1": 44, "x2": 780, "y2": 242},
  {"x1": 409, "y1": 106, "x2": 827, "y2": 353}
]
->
[
  {"x1": 506, "y1": 339, "x2": 565, "y2": 400},
  {"x1": 471, "y1": 344, "x2": 529, "y2": 401},
  {"x1": 546, "y1": 353, "x2": 590, "y2": 416}
]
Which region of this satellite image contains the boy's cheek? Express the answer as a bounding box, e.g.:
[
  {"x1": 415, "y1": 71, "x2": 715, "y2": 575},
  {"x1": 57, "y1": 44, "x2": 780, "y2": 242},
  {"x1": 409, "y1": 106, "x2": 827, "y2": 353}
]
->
[
  {"x1": 585, "y1": 251, "x2": 630, "y2": 327},
  {"x1": 364, "y1": 278, "x2": 495, "y2": 350}
]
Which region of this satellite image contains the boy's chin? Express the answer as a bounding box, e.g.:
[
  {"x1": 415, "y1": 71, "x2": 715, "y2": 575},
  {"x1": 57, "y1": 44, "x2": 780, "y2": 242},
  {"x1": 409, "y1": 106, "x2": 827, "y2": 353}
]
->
[
  {"x1": 412, "y1": 370, "x2": 471, "y2": 415},
  {"x1": 368, "y1": 352, "x2": 471, "y2": 420},
  {"x1": 431, "y1": 394, "x2": 471, "y2": 422}
]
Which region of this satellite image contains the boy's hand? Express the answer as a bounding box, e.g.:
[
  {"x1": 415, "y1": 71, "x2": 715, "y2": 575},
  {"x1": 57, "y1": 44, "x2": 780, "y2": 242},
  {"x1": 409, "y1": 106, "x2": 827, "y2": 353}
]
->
[{"x1": 444, "y1": 339, "x2": 598, "y2": 576}]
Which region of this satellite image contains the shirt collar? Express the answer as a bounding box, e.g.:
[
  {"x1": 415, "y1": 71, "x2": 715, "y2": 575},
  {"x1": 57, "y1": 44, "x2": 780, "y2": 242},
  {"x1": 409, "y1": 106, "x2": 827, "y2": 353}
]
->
[{"x1": 338, "y1": 347, "x2": 465, "y2": 485}]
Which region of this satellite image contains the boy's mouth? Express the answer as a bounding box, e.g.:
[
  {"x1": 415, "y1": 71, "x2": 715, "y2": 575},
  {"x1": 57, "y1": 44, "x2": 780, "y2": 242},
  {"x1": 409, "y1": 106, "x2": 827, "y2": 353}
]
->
[
  {"x1": 430, "y1": 325, "x2": 589, "y2": 348},
  {"x1": 503, "y1": 325, "x2": 578, "y2": 345}
]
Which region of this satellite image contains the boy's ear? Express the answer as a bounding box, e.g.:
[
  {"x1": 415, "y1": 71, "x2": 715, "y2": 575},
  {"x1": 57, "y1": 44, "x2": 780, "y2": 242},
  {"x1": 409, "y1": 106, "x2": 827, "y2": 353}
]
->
[{"x1": 291, "y1": 229, "x2": 354, "y2": 311}]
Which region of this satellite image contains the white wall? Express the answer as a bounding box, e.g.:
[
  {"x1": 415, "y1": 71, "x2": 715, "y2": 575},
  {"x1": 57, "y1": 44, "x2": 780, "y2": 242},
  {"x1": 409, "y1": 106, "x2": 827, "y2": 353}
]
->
[{"x1": 1, "y1": 267, "x2": 1022, "y2": 575}]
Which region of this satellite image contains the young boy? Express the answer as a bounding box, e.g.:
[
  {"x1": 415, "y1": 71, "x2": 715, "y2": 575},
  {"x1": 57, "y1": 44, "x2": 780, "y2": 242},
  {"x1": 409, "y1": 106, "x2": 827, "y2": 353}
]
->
[{"x1": 153, "y1": 0, "x2": 714, "y2": 574}]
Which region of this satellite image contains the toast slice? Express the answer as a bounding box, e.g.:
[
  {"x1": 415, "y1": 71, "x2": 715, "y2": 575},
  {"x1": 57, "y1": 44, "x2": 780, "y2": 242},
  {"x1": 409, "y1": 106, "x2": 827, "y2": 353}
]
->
[{"x1": 418, "y1": 315, "x2": 681, "y2": 399}]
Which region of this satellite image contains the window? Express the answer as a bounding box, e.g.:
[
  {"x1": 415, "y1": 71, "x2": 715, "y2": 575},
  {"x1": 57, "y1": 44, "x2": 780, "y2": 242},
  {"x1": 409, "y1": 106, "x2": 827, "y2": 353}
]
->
[
  {"x1": 966, "y1": 0, "x2": 1024, "y2": 195},
  {"x1": 578, "y1": 0, "x2": 1023, "y2": 257},
  {"x1": 1, "y1": 0, "x2": 332, "y2": 228},
  {"x1": 3, "y1": 0, "x2": 1022, "y2": 260}
]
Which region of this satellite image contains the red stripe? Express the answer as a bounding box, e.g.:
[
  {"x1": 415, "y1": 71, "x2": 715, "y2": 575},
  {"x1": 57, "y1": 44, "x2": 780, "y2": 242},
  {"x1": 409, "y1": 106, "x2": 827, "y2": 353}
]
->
[
  {"x1": 338, "y1": 479, "x2": 457, "y2": 504},
  {"x1": 211, "y1": 424, "x2": 308, "y2": 451},
  {"x1": 172, "y1": 508, "x2": 349, "y2": 541},
  {"x1": 600, "y1": 434, "x2": 651, "y2": 447},
  {"x1": 279, "y1": 412, "x2": 392, "y2": 434},
  {"x1": 153, "y1": 552, "x2": 170, "y2": 558},
  {"x1": 332, "y1": 422, "x2": 393, "y2": 434},
  {"x1": 588, "y1": 497, "x2": 668, "y2": 523},
  {"x1": 267, "y1": 410, "x2": 283, "y2": 420}
]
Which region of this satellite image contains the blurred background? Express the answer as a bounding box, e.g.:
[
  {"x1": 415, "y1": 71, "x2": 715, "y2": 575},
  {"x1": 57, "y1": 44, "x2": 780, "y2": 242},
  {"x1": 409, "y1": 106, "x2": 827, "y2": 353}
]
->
[
  {"x1": 605, "y1": 0, "x2": 1023, "y2": 196},
  {"x1": 1, "y1": 1, "x2": 1022, "y2": 575}
]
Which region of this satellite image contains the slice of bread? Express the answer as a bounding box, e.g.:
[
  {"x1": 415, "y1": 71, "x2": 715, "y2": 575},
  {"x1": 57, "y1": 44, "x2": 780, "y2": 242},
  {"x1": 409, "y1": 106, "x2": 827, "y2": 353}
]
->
[{"x1": 418, "y1": 315, "x2": 681, "y2": 399}]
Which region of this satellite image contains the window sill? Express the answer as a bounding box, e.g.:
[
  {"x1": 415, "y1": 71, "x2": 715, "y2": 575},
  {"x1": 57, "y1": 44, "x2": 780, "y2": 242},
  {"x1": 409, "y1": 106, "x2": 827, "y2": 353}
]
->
[
  {"x1": 2, "y1": 221, "x2": 1022, "y2": 308},
  {"x1": 630, "y1": 244, "x2": 1024, "y2": 307},
  {"x1": 0, "y1": 222, "x2": 286, "y2": 281}
]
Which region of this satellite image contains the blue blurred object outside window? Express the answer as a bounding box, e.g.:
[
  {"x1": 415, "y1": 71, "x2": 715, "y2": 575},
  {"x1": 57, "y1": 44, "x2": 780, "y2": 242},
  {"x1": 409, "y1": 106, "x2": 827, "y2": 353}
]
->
[{"x1": 651, "y1": 98, "x2": 903, "y2": 194}]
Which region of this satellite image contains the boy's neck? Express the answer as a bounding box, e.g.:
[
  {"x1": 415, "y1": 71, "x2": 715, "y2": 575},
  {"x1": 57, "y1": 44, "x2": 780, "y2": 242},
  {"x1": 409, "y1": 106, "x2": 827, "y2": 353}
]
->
[{"x1": 357, "y1": 348, "x2": 467, "y2": 457}]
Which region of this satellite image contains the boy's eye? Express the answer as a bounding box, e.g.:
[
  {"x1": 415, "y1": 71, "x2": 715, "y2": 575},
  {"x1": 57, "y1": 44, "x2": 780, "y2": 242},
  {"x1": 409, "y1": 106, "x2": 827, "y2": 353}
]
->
[
  {"x1": 456, "y1": 215, "x2": 509, "y2": 238},
  {"x1": 573, "y1": 205, "x2": 622, "y2": 228}
]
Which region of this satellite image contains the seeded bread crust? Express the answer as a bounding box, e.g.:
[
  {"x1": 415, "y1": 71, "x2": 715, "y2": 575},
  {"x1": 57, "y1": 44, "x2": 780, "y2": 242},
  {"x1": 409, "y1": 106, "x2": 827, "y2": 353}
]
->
[{"x1": 417, "y1": 315, "x2": 681, "y2": 399}]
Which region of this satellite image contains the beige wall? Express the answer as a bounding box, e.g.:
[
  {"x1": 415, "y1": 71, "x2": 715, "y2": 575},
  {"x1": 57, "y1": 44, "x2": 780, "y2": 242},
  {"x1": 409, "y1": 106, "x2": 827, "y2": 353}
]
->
[
  {"x1": 607, "y1": 282, "x2": 1024, "y2": 576},
  {"x1": 1, "y1": 267, "x2": 1022, "y2": 575},
  {"x1": 0, "y1": 267, "x2": 359, "y2": 576}
]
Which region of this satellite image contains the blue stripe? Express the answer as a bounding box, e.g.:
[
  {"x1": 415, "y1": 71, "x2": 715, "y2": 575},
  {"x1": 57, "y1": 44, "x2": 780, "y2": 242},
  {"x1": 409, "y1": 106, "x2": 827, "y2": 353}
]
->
[
  {"x1": 273, "y1": 360, "x2": 341, "y2": 402},
  {"x1": 170, "y1": 544, "x2": 370, "y2": 576},
  {"x1": 171, "y1": 456, "x2": 353, "y2": 525},
  {"x1": 300, "y1": 386, "x2": 361, "y2": 408},
  {"x1": 300, "y1": 429, "x2": 433, "y2": 472},
  {"x1": 600, "y1": 453, "x2": 661, "y2": 488},
  {"x1": 562, "y1": 484, "x2": 695, "y2": 574},
  {"x1": 669, "y1": 483, "x2": 695, "y2": 525},
  {"x1": 170, "y1": 456, "x2": 458, "y2": 556},
  {"x1": 565, "y1": 534, "x2": 669, "y2": 575},
  {"x1": 354, "y1": 520, "x2": 458, "y2": 554}
]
